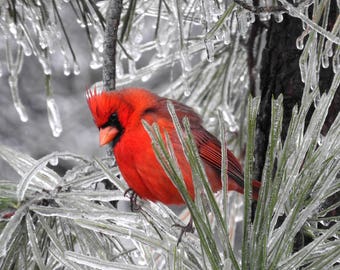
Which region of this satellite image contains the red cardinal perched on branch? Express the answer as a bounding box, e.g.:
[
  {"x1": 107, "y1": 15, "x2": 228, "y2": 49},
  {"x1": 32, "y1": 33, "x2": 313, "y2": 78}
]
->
[{"x1": 87, "y1": 88, "x2": 261, "y2": 205}]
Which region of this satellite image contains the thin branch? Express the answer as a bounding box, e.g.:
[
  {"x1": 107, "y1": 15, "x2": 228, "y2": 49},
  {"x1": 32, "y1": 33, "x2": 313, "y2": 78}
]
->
[
  {"x1": 103, "y1": 0, "x2": 123, "y2": 91},
  {"x1": 88, "y1": 0, "x2": 106, "y2": 30},
  {"x1": 52, "y1": 0, "x2": 77, "y2": 62},
  {"x1": 234, "y1": 0, "x2": 286, "y2": 13},
  {"x1": 120, "y1": 0, "x2": 137, "y2": 42}
]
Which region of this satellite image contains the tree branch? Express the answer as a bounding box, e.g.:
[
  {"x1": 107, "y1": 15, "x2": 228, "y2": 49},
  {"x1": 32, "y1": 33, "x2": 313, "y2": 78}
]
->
[
  {"x1": 103, "y1": 0, "x2": 123, "y2": 91},
  {"x1": 234, "y1": 0, "x2": 286, "y2": 13}
]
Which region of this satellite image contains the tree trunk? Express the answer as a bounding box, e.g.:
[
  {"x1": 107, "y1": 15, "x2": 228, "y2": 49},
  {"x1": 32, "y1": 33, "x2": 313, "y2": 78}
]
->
[
  {"x1": 253, "y1": 3, "x2": 339, "y2": 250},
  {"x1": 254, "y1": 15, "x2": 304, "y2": 181}
]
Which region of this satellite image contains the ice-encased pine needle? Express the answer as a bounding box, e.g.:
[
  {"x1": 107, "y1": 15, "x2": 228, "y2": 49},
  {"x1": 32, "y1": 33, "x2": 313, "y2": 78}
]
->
[
  {"x1": 26, "y1": 214, "x2": 51, "y2": 270},
  {"x1": 47, "y1": 97, "x2": 63, "y2": 137},
  {"x1": 65, "y1": 251, "x2": 148, "y2": 270}
]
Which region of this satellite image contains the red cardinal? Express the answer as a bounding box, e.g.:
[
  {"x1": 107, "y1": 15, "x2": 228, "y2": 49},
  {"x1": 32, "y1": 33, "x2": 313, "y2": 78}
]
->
[{"x1": 87, "y1": 88, "x2": 261, "y2": 205}]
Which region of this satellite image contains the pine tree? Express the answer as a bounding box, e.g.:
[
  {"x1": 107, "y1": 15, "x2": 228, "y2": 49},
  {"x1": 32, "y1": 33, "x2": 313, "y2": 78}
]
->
[{"x1": 0, "y1": 0, "x2": 339, "y2": 269}]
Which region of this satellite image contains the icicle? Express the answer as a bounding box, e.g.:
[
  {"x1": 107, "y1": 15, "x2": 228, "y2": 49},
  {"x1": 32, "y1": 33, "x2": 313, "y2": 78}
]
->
[
  {"x1": 73, "y1": 60, "x2": 80, "y2": 75},
  {"x1": 45, "y1": 75, "x2": 62, "y2": 137},
  {"x1": 40, "y1": 23, "x2": 62, "y2": 55},
  {"x1": 18, "y1": 37, "x2": 32, "y2": 56},
  {"x1": 93, "y1": 23, "x2": 104, "y2": 52},
  {"x1": 141, "y1": 73, "x2": 152, "y2": 82},
  {"x1": 180, "y1": 50, "x2": 191, "y2": 72},
  {"x1": 273, "y1": 12, "x2": 284, "y2": 23},
  {"x1": 64, "y1": 170, "x2": 76, "y2": 182},
  {"x1": 313, "y1": 90, "x2": 320, "y2": 107},
  {"x1": 246, "y1": 11, "x2": 256, "y2": 25},
  {"x1": 259, "y1": 12, "x2": 271, "y2": 22},
  {"x1": 38, "y1": 55, "x2": 52, "y2": 75},
  {"x1": 238, "y1": 11, "x2": 248, "y2": 38},
  {"x1": 128, "y1": 59, "x2": 137, "y2": 78},
  {"x1": 182, "y1": 72, "x2": 191, "y2": 97},
  {"x1": 317, "y1": 134, "x2": 324, "y2": 146},
  {"x1": 13, "y1": 102, "x2": 28, "y2": 122},
  {"x1": 125, "y1": 41, "x2": 141, "y2": 61},
  {"x1": 158, "y1": 21, "x2": 170, "y2": 46},
  {"x1": 133, "y1": 29, "x2": 143, "y2": 45},
  {"x1": 8, "y1": 22, "x2": 18, "y2": 38},
  {"x1": 214, "y1": 28, "x2": 225, "y2": 41},
  {"x1": 76, "y1": 17, "x2": 84, "y2": 27},
  {"x1": 90, "y1": 51, "x2": 103, "y2": 70},
  {"x1": 318, "y1": 219, "x2": 331, "y2": 227},
  {"x1": 132, "y1": 14, "x2": 144, "y2": 45},
  {"x1": 155, "y1": 21, "x2": 172, "y2": 58},
  {"x1": 38, "y1": 29, "x2": 48, "y2": 49},
  {"x1": 309, "y1": 37, "x2": 318, "y2": 90},
  {"x1": 46, "y1": 97, "x2": 62, "y2": 137},
  {"x1": 296, "y1": 35, "x2": 305, "y2": 50},
  {"x1": 332, "y1": 49, "x2": 339, "y2": 73},
  {"x1": 201, "y1": 0, "x2": 219, "y2": 61},
  {"x1": 299, "y1": 58, "x2": 307, "y2": 83},
  {"x1": 327, "y1": 46, "x2": 333, "y2": 57},
  {"x1": 116, "y1": 59, "x2": 124, "y2": 79},
  {"x1": 223, "y1": 21, "x2": 231, "y2": 45},
  {"x1": 63, "y1": 57, "x2": 71, "y2": 76},
  {"x1": 202, "y1": 0, "x2": 212, "y2": 26},
  {"x1": 219, "y1": 106, "x2": 239, "y2": 132},
  {"x1": 204, "y1": 39, "x2": 215, "y2": 62},
  {"x1": 222, "y1": 258, "x2": 233, "y2": 269},
  {"x1": 183, "y1": 88, "x2": 192, "y2": 98},
  {"x1": 321, "y1": 52, "x2": 329, "y2": 68},
  {"x1": 156, "y1": 41, "x2": 167, "y2": 58},
  {"x1": 10, "y1": 78, "x2": 29, "y2": 122},
  {"x1": 302, "y1": 6, "x2": 311, "y2": 30},
  {"x1": 49, "y1": 156, "x2": 59, "y2": 166},
  {"x1": 6, "y1": 42, "x2": 28, "y2": 122}
]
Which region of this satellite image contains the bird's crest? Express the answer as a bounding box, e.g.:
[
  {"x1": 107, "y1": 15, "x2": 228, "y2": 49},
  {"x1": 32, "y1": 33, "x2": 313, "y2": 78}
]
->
[
  {"x1": 86, "y1": 85, "x2": 103, "y2": 100},
  {"x1": 86, "y1": 87, "x2": 160, "y2": 128},
  {"x1": 86, "y1": 86, "x2": 114, "y2": 127}
]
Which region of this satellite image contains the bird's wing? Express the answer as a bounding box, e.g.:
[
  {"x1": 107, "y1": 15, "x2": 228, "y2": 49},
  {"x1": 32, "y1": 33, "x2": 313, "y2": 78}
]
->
[
  {"x1": 153, "y1": 98, "x2": 245, "y2": 188},
  {"x1": 192, "y1": 128, "x2": 245, "y2": 189}
]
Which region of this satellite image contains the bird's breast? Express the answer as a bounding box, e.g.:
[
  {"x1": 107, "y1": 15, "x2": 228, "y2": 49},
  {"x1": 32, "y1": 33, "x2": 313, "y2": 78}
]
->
[{"x1": 113, "y1": 126, "x2": 194, "y2": 204}]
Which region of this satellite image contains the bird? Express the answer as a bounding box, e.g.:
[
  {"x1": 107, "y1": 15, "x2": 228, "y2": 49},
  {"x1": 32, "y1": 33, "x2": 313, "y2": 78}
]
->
[{"x1": 86, "y1": 87, "x2": 261, "y2": 205}]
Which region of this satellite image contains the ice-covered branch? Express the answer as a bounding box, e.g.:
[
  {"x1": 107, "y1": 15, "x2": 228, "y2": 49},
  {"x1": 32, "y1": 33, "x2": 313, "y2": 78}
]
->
[{"x1": 102, "y1": 0, "x2": 123, "y2": 91}]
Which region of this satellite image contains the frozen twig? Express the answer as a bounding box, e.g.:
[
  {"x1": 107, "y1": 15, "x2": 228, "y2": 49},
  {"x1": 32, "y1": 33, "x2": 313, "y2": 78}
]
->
[
  {"x1": 103, "y1": 0, "x2": 123, "y2": 91},
  {"x1": 279, "y1": 0, "x2": 340, "y2": 45},
  {"x1": 234, "y1": 0, "x2": 286, "y2": 13}
]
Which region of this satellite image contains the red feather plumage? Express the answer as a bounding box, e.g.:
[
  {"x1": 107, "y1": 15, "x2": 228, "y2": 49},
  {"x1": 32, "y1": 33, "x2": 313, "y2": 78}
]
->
[{"x1": 87, "y1": 88, "x2": 261, "y2": 204}]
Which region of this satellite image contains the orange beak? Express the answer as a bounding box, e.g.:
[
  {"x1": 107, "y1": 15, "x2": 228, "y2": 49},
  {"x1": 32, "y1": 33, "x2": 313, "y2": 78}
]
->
[{"x1": 99, "y1": 126, "x2": 119, "y2": 146}]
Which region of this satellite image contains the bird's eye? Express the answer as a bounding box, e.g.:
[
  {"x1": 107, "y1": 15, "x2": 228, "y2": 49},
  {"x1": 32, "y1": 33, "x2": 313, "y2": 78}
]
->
[
  {"x1": 101, "y1": 112, "x2": 121, "y2": 130},
  {"x1": 108, "y1": 113, "x2": 118, "y2": 125}
]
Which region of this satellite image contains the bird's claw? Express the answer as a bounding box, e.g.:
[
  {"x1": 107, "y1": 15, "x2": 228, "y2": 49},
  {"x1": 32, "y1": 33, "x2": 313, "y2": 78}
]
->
[
  {"x1": 172, "y1": 218, "x2": 194, "y2": 245},
  {"x1": 124, "y1": 188, "x2": 141, "y2": 211}
]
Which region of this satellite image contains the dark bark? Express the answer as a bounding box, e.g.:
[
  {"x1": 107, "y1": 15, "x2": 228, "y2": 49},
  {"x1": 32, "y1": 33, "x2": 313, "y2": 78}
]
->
[
  {"x1": 103, "y1": 0, "x2": 123, "y2": 91},
  {"x1": 254, "y1": 14, "x2": 304, "y2": 181},
  {"x1": 253, "y1": 13, "x2": 339, "y2": 182},
  {"x1": 253, "y1": 0, "x2": 339, "y2": 252}
]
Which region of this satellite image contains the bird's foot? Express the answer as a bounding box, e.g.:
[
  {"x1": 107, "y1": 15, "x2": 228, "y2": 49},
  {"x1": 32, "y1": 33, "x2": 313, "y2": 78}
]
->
[
  {"x1": 172, "y1": 218, "x2": 194, "y2": 245},
  {"x1": 124, "y1": 188, "x2": 141, "y2": 211}
]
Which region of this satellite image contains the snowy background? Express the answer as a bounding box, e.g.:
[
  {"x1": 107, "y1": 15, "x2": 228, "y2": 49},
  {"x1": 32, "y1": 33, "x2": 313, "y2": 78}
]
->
[
  {"x1": 0, "y1": 2, "x2": 187, "y2": 180},
  {"x1": 0, "y1": 26, "x2": 101, "y2": 180},
  {"x1": 0, "y1": 9, "x2": 165, "y2": 180}
]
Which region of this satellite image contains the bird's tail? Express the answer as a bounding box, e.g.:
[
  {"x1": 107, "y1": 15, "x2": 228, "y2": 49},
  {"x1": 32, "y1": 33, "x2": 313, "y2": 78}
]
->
[
  {"x1": 251, "y1": 179, "x2": 261, "y2": 200},
  {"x1": 227, "y1": 176, "x2": 261, "y2": 201}
]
